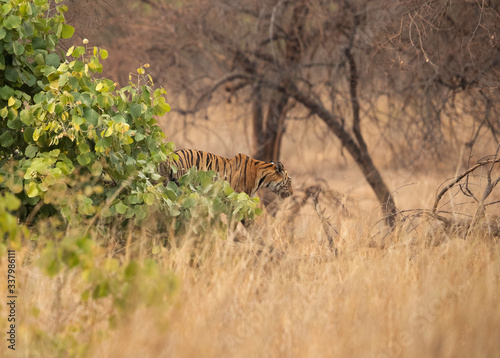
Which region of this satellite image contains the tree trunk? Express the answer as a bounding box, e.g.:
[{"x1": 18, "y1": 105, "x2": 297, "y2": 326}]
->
[
  {"x1": 250, "y1": 1, "x2": 397, "y2": 226},
  {"x1": 252, "y1": 0, "x2": 307, "y2": 163},
  {"x1": 253, "y1": 90, "x2": 288, "y2": 162},
  {"x1": 289, "y1": 85, "x2": 398, "y2": 227}
]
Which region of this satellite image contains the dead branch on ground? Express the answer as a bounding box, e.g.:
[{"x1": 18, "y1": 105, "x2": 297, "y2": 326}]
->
[{"x1": 401, "y1": 146, "x2": 500, "y2": 239}]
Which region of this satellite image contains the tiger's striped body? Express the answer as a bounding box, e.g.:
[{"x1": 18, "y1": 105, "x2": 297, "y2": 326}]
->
[{"x1": 159, "y1": 149, "x2": 293, "y2": 198}]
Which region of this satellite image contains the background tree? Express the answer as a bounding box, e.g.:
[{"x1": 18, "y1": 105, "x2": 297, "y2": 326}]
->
[{"x1": 378, "y1": 0, "x2": 500, "y2": 160}]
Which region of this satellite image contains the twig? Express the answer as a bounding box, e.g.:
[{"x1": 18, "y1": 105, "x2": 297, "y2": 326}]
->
[
  {"x1": 25, "y1": 200, "x2": 44, "y2": 226},
  {"x1": 84, "y1": 178, "x2": 132, "y2": 235},
  {"x1": 483, "y1": 144, "x2": 500, "y2": 201},
  {"x1": 191, "y1": 72, "x2": 251, "y2": 113},
  {"x1": 269, "y1": 0, "x2": 287, "y2": 66},
  {"x1": 432, "y1": 158, "x2": 500, "y2": 213},
  {"x1": 310, "y1": 189, "x2": 339, "y2": 251}
]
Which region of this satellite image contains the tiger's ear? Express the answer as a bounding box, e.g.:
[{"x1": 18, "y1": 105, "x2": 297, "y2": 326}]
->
[{"x1": 275, "y1": 162, "x2": 284, "y2": 173}]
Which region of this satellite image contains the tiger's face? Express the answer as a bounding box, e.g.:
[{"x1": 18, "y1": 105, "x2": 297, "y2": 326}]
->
[{"x1": 268, "y1": 162, "x2": 293, "y2": 199}]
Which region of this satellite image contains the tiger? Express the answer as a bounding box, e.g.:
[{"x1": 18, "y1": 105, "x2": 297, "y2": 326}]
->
[{"x1": 159, "y1": 149, "x2": 293, "y2": 199}]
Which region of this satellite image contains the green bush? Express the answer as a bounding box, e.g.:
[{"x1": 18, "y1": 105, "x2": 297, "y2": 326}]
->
[
  {"x1": 0, "y1": 0, "x2": 261, "y2": 234},
  {"x1": 0, "y1": 185, "x2": 28, "y2": 254},
  {"x1": 37, "y1": 233, "x2": 179, "y2": 311},
  {"x1": 159, "y1": 168, "x2": 262, "y2": 235},
  {"x1": 0, "y1": 0, "x2": 172, "y2": 226}
]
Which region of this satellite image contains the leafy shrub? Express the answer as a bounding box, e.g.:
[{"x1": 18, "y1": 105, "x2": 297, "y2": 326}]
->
[
  {"x1": 0, "y1": 0, "x2": 172, "y2": 226},
  {"x1": 37, "y1": 233, "x2": 179, "y2": 312},
  {"x1": 0, "y1": 0, "x2": 261, "y2": 233},
  {"x1": 0, "y1": 185, "x2": 28, "y2": 254},
  {"x1": 25, "y1": 231, "x2": 178, "y2": 357},
  {"x1": 158, "y1": 168, "x2": 262, "y2": 235}
]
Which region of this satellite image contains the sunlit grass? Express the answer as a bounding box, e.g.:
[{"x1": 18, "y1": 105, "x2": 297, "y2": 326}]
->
[{"x1": 2, "y1": 203, "x2": 499, "y2": 358}]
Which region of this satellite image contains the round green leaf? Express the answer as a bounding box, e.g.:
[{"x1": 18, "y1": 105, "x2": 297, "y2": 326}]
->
[
  {"x1": 0, "y1": 86, "x2": 14, "y2": 99},
  {"x1": 20, "y1": 3, "x2": 33, "y2": 16},
  {"x1": 47, "y1": 102, "x2": 55, "y2": 114},
  {"x1": 0, "y1": 132, "x2": 14, "y2": 147},
  {"x1": 1, "y1": 4, "x2": 12, "y2": 14},
  {"x1": 223, "y1": 185, "x2": 234, "y2": 196},
  {"x1": 20, "y1": 70, "x2": 36, "y2": 86},
  {"x1": 5, "y1": 66, "x2": 19, "y2": 82},
  {"x1": 7, "y1": 118, "x2": 22, "y2": 130},
  {"x1": 45, "y1": 53, "x2": 61, "y2": 67},
  {"x1": 83, "y1": 107, "x2": 99, "y2": 125},
  {"x1": 128, "y1": 195, "x2": 139, "y2": 204},
  {"x1": 144, "y1": 193, "x2": 155, "y2": 205},
  {"x1": 61, "y1": 24, "x2": 75, "y2": 39},
  {"x1": 115, "y1": 201, "x2": 128, "y2": 215},
  {"x1": 77, "y1": 153, "x2": 91, "y2": 166},
  {"x1": 26, "y1": 181, "x2": 39, "y2": 198},
  {"x1": 0, "y1": 107, "x2": 9, "y2": 118},
  {"x1": 78, "y1": 142, "x2": 90, "y2": 153},
  {"x1": 4, "y1": 16, "x2": 22, "y2": 30},
  {"x1": 129, "y1": 103, "x2": 142, "y2": 119},
  {"x1": 100, "y1": 49, "x2": 108, "y2": 60},
  {"x1": 73, "y1": 116, "x2": 84, "y2": 126},
  {"x1": 134, "y1": 206, "x2": 147, "y2": 220},
  {"x1": 72, "y1": 47, "x2": 85, "y2": 58},
  {"x1": 21, "y1": 21, "x2": 34, "y2": 38},
  {"x1": 25, "y1": 144, "x2": 38, "y2": 158},
  {"x1": 13, "y1": 41, "x2": 24, "y2": 56},
  {"x1": 4, "y1": 192, "x2": 21, "y2": 211}
]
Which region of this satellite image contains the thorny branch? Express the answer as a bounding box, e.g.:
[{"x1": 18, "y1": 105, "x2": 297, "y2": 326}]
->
[
  {"x1": 482, "y1": 145, "x2": 500, "y2": 201},
  {"x1": 433, "y1": 153, "x2": 500, "y2": 214}
]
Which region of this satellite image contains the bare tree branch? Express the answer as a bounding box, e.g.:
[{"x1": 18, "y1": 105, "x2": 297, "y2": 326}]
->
[{"x1": 433, "y1": 157, "x2": 500, "y2": 213}]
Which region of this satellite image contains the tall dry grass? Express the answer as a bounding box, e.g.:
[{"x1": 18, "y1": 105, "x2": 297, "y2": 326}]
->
[
  {"x1": 96, "y1": 203, "x2": 500, "y2": 358},
  {"x1": 4, "y1": 200, "x2": 500, "y2": 358}
]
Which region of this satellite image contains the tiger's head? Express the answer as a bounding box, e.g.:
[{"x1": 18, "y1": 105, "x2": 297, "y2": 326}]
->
[{"x1": 266, "y1": 162, "x2": 293, "y2": 199}]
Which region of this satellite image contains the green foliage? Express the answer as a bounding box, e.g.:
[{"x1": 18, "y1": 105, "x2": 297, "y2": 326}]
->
[
  {"x1": 29, "y1": 231, "x2": 178, "y2": 357},
  {"x1": 0, "y1": 181, "x2": 29, "y2": 254},
  {"x1": 0, "y1": 0, "x2": 173, "y2": 225},
  {"x1": 156, "y1": 168, "x2": 262, "y2": 235},
  {"x1": 38, "y1": 234, "x2": 179, "y2": 312},
  {"x1": 0, "y1": 4, "x2": 263, "y2": 356}
]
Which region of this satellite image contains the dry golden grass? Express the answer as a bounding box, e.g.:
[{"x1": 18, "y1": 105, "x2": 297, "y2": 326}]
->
[
  {"x1": 2, "y1": 110, "x2": 500, "y2": 358},
  {"x1": 5, "y1": 210, "x2": 500, "y2": 358}
]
